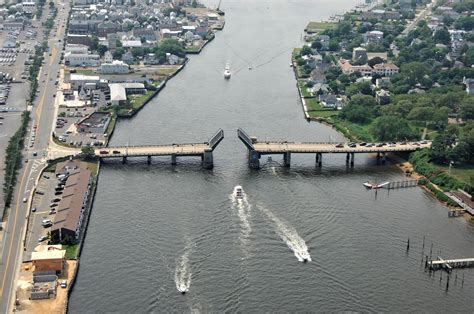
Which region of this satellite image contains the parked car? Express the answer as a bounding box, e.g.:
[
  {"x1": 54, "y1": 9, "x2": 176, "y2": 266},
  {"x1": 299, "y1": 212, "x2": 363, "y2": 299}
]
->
[
  {"x1": 60, "y1": 280, "x2": 67, "y2": 288},
  {"x1": 35, "y1": 190, "x2": 44, "y2": 195},
  {"x1": 335, "y1": 144, "x2": 344, "y2": 148},
  {"x1": 112, "y1": 150, "x2": 121, "y2": 154},
  {"x1": 38, "y1": 235, "x2": 48, "y2": 242},
  {"x1": 100, "y1": 150, "x2": 109, "y2": 154},
  {"x1": 31, "y1": 207, "x2": 37, "y2": 212}
]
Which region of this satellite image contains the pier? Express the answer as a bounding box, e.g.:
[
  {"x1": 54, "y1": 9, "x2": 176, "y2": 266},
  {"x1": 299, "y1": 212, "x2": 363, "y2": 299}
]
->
[
  {"x1": 428, "y1": 257, "x2": 474, "y2": 273},
  {"x1": 95, "y1": 129, "x2": 224, "y2": 169},
  {"x1": 237, "y1": 128, "x2": 431, "y2": 169},
  {"x1": 386, "y1": 179, "x2": 419, "y2": 189}
]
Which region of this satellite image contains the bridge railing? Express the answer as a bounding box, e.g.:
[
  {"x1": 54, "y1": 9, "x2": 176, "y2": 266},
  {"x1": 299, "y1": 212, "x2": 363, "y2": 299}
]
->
[
  {"x1": 207, "y1": 128, "x2": 224, "y2": 150},
  {"x1": 103, "y1": 143, "x2": 208, "y2": 150},
  {"x1": 237, "y1": 128, "x2": 254, "y2": 150}
]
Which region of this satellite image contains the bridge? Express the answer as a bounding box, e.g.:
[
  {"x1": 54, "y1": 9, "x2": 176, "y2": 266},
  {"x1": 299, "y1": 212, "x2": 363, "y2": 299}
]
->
[
  {"x1": 237, "y1": 128, "x2": 431, "y2": 169},
  {"x1": 95, "y1": 129, "x2": 224, "y2": 169},
  {"x1": 428, "y1": 257, "x2": 474, "y2": 273}
]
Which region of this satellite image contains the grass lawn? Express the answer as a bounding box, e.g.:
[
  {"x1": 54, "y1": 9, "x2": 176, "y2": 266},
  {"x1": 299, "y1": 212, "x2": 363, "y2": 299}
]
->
[
  {"x1": 292, "y1": 48, "x2": 301, "y2": 59},
  {"x1": 154, "y1": 67, "x2": 179, "y2": 77},
  {"x1": 105, "y1": 114, "x2": 117, "y2": 136},
  {"x1": 435, "y1": 163, "x2": 474, "y2": 185},
  {"x1": 332, "y1": 119, "x2": 375, "y2": 142},
  {"x1": 74, "y1": 69, "x2": 96, "y2": 75},
  {"x1": 64, "y1": 244, "x2": 79, "y2": 259},
  {"x1": 298, "y1": 80, "x2": 313, "y2": 97},
  {"x1": 305, "y1": 21, "x2": 337, "y2": 34},
  {"x1": 86, "y1": 161, "x2": 99, "y2": 177},
  {"x1": 128, "y1": 90, "x2": 155, "y2": 110}
]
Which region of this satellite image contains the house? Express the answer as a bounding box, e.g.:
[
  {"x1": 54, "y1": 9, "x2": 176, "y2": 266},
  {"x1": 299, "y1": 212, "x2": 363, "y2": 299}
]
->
[
  {"x1": 51, "y1": 168, "x2": 92, "y2": 242},
  {"x1": 375, "y1": 89, "x2": 391, "y2": 104},
  {"x1": 31, "y1": 245, "x2": 66, "y2": 274},
  {"x1": 375, "y1": 77, "x2": 391, "y2": 89},
  {"x1": 319, "y1": 93, "x2": 338, "y2": 108},
  {"x1": 339, "y1": 59, "x2": 373, "y2": 76},
  {"x1": 133, "y1": 28, "x2": 156, "y2": 42},
  {"x1": 121, "y1": 51, "x2": 134, "y2": 65},
  {"x1": 352, "y1": 47, "x2": 368, "y2": 63},
  {"x1": 104, "y1": 51, "x2": 113, "y2": 63},
  {"x1": 463, "y1": 77, "x2": 474, "y2": 95},
  {"x1": 167, "y1": 53, "x2": 180, "y2": 65},
  {"x1": 372, "y1": 63, "x2": 399, "y2": 76},
  {"x1": 364, "y1": 30, "x2": 383, "y2": 44},
  {"x1": 144, "y1": 53, "x2": 160, "y2": 65},
  {"x1": 99, "y1": 60, "x2": 130, "y2": 74},
  {"x1": 21, "y1": 0, "x2": 36, "y2": 14},
  {"x1": 311, "y1": 68, "x2": 326, "y2": 84},
  {"x1": 65, "y1": 52, "x2": 100, "y2": 67}
]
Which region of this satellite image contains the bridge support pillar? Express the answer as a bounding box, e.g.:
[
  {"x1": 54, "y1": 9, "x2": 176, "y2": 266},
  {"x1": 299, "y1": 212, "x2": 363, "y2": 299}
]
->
[
  {"x1": 171, "y1": 154, "x2": 177, "y2": 165},
  {"x1": 283, "y1": 152, "x2": 291, "y2": 167},
  {"x1": 316, "y1": 153, "x2": 322, "y2": 167},
  {"x1": 350, "y1": 153, "x2": 355, "y2": 167},
  {"x1": 122, "y1": 156, "x2": 127, "y2": 164},
  {"x1": 147, "y1": 156, "x2": 152, "y2": 164},
  {"x1": 202, "y1": 149, "x2": 213, "y2": 169},
  {"x1": 381, "y1": 152, "x2": 386, "y2": 164},
  {"x1": 346, "y1": 153, "x2": 350, "y2": 164},
  {"x1": 248, "y1": 150, "x2": 260, "y2": 169}
]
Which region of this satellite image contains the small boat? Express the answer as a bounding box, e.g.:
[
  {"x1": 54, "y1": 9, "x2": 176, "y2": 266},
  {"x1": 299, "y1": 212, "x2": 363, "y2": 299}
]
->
[
  {"x1": 224, "y1": 63, "x2": 231, "y2": 79},
  {"x1": 233, "y1": 185, "x2": 243, "y2": 199}
]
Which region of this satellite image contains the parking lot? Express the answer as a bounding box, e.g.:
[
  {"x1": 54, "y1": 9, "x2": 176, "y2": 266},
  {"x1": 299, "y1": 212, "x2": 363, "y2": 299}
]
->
[{"x1": 24, "y1": 171, "x2": 65, "y2": 261}]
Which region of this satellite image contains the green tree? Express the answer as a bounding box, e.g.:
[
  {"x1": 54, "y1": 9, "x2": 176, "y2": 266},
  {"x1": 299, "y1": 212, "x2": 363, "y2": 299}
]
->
[
  {"x1": 81, "y1": 146, "x2": 96, "y2": 160},
  {"x1": 112, "y1": 47, "x2": 125, "y2": 59},
  {"x1": 311, "y1": 40, "x2": 322, "y2": 50},
  {"x1": 370, "y1": 116, "x2": 416, "y2": 141},
  {"x1": 433, "y1": 27, "x2": 451, "y2": 45},
  {"x1": 97, "y1": 45, "x2": 108, "y2": 56},
  {"x1": 300, "y1": 45, "x2": 312, "y2": 56},
  {"x1": 464, "y1": 47, "x2": 474, "y2": 67}
]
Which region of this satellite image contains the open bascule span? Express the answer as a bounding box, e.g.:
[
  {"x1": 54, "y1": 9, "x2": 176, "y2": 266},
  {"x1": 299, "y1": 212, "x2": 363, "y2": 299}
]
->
[
  {"x1": 95, "y1": 129, "x2": 224, "y2": 169},
  {"x1": 237, "y1": 128, "x2": 431, "y2": 169}
]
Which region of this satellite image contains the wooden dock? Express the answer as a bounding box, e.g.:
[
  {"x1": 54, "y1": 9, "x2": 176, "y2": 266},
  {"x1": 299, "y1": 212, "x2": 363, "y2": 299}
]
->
[
  {"x1": 385, "y1": 179, "x2": 419, "y2": 189},
  {"x1": 428, "y1": 257, "x2": 474, "y2": 273}
]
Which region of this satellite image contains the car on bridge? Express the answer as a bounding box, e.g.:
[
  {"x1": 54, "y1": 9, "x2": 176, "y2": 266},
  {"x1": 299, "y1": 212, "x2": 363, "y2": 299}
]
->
[
  {"x1": 112, "y1": 150, "x2": 121, "y2": 154},
  {"x1": 99, "y1": 150, "x2": 109, "y2": 154}
]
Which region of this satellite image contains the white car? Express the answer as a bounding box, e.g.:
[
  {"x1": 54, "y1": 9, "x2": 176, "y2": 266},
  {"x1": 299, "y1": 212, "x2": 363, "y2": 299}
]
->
[{"x1": 38, "y1": 235, "x2": 48, "y2": 242}]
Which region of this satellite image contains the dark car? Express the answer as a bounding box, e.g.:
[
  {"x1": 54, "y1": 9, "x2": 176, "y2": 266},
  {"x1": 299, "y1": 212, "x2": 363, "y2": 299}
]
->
[
  {"x1": 335, "y1": 144, "x2": 344, "y2": 148},
  {"x1": 54, "y1": 191, "x2": 63, "y2": 196},
  {"x1": 359, "y1": 142, "x2": 367, "y2": 146},
  {"x1": 112, "y1": 150, "x2": 121, "y2": 154}
]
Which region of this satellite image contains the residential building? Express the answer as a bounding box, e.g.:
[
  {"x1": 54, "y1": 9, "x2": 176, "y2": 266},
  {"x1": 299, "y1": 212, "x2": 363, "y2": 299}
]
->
[
  {"x1": 372, "y1": 63, "x2": 399, "y2": 76},
  {"x1": 65, "y1": 44, "x2": 89, "y2": 55},
  {"x1": 339, "y1": 59, "x2": 373, "y2": 76},
  {"x1": 352, "y1": 47, "x2": 368, "y2": 64},
  {"x1": 133, "y1": 28, "x2": 156, "y2": 41},
  {"x1": 319, "y1": 94, "x2": 339, "y2": 108},
  {"x1": 99, "y1": 60, "x2": 130, "y2": 74},
  {"x1": 375, "y1": 89, "x2": 391, "y2": 104},
  {"x1": 375, "y1": 77, "x2": 391, "y2": 89},
  {"x1": 65, "y1": 51, "x2": 100, "y2": 67},
  {"x1": 104, "y1": 51, "x2": 113, "y2": 63},
  {"x1": 463, "y1": 77, "x2": 474, "y2": 95},
  {"x1": 51, "y1": 168, "x2": 92, "y2": 242},
  {"x1": 69, "y1": 74, "x2": 101, "y2": 90},
  {"x1": 31, "y1": 245, "x2": 66, "y2": 274},
  {"x1": 121, "y1": 51, "x2": 134, "y2": 65},
  {"x1": 364, "y1": 30, "x2": 384, "y2": 44}
]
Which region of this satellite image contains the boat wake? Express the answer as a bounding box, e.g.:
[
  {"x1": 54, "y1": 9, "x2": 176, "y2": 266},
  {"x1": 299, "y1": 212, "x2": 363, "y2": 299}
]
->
[
  {"x1": 258, "y1": 205, "x2": 311, "y2": 262},
  {"x1": 175, "y1": 244, "x2": 192, "y2": 294},
  {"x1": 230, "y1": 186, "x2": 252, "y2": 240}
]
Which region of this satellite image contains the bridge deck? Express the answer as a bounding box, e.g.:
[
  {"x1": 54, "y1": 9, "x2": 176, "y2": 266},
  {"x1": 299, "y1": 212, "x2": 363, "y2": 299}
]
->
[
  {"x1": 95, "y1": 143, "x2": 211, "y2": 157},
  {"x1": 252, "y1": 142, "x2": 431, "y2": 154}
]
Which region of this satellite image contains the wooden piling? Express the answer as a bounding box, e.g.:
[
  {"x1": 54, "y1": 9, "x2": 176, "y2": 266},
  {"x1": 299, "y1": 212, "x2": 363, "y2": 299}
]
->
[
  {"x1": 422, "y1": 235, "x2": 425, "y2": 249},
  {"x1": 446, "y1": 275, "x2": 450, "y2": 291},
  {"x1": 407, "y1": 238, "x2": 410, "y2": 251}
]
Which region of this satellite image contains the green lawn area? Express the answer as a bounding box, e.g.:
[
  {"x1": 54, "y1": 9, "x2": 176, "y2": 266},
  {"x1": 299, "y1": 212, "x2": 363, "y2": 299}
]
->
[
  {"x1": 298, "y1": 80, "x2": 313, "y2": 97},
  {"x1": 154, "y1": 67, "x2": 179, "y2": 77},
  {"x1": 85, "y1": 161, "x2": 99, "y2": 177},
  {"x1": 332, "y1": 119, "x2": 375, "y2": 142},
  {"x1": 305, "y1": 21, "x2": 337, "y2": 34},
  {"x1": 305, "y1": 98, "x2": 339, "y2": 118},
  {"x1": 292, "y1": 48, "x2": 301, "y2": 59},
  {"x1": 74, "y1": 69, "x2": 96, "y2": 75},
  {"x1": 128, "y1": 90, "x2": 155, "y2": 110},
  {"x1": 435, "y1": 163, "x2": 474, "y2": 185},
  {"x1": 105, "y1": 114, "x2": 117, "y2": 136},
  {"x1": 64, "y1": 244, "x2": 79, "y2": 259}
]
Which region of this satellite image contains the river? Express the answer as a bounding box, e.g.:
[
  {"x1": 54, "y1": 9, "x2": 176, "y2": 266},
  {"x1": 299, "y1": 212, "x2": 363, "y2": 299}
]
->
[{"x1": 69, "y1": 0, "x2": 474, "y2": 312}]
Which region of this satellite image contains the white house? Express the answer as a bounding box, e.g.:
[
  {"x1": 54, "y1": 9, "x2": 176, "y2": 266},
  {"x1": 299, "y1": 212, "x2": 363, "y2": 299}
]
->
[
  {"x1": 65, "y1": 52, "x2": 100, "y2": 67},
  {"x1": 99, "y1": 60, "x2": 130, "y2": 74},
  {"x1": 463, "y1": 77, "x2": 474, "y2": 95},
  {"x1": 109, "y1": 83, "x2": 127, "y2": 106}
]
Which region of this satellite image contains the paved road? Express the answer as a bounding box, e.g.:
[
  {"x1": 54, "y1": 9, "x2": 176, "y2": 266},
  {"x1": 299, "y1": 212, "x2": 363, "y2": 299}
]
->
[
  {"x1": 0, "y1": 1, "x2": 70, "y2": 311},
  {"x1": 96, "y1": 143, "x2": 212, "y2": 157},
  {"x1": 252, "y1": 141, "x2": 432, "y2": 154},
  {"x1": 401, "y1": 0, "x2": 436, "y2": 36}
]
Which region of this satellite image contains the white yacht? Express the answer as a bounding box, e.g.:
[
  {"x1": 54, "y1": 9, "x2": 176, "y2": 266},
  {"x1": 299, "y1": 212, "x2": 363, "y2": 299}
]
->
[
  {"x1": 224, "y1": 63, "x2": 231, "y2": 79},
  {"x1": 233, "y1": 185, "x2": 243, "y2": 199}
]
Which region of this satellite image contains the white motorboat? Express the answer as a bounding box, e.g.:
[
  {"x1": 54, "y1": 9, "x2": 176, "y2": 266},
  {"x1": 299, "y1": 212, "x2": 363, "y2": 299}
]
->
[
  {"x1": 224, "y1": 63, "x2": 231, "y2": 79},
  {"x1": 233, "y1": 185, "x2": 244, "y2": 199}
]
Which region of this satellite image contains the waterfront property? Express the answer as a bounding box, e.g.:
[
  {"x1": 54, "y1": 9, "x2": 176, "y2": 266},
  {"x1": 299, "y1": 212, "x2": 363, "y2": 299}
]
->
[
  {"x1": 96, "y1": 129, "x2": 224, "y2": 169},
  {"x1": 237, "y1": 128, "x2": 431, "y2": 169},
  {"x1": 51, "y1": 164, "x2": 92, "y2": 243}
]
